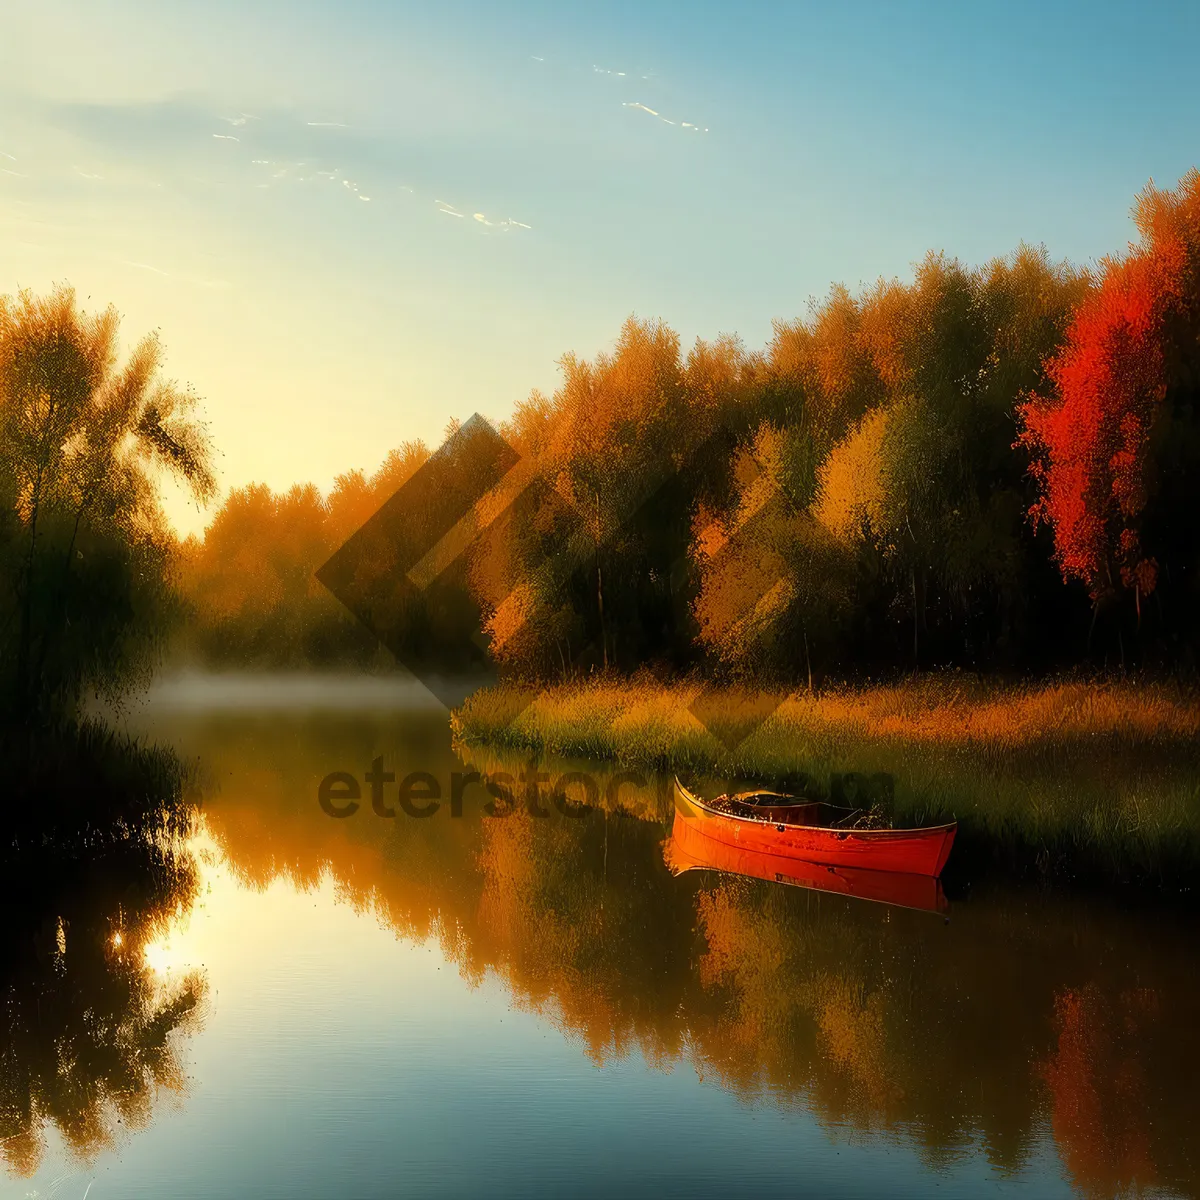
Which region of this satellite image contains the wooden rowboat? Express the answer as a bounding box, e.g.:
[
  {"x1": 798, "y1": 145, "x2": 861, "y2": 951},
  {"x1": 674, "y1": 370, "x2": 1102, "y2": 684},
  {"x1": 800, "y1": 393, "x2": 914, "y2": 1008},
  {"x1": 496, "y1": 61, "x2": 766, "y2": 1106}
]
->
[
  {"x1": 673, "y1": 778, "x2": 956, "y2": 879},
  {"x1": 664, "y1": 809, "x2": 949, "y2": 913}
]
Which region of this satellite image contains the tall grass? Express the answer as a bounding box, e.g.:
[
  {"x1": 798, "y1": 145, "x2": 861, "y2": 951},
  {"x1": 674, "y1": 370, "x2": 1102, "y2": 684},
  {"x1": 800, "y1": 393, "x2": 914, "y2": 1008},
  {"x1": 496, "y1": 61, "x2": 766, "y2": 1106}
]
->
[{"x1": 452, "y1": 673, "x2": 1200, "y2": 891}]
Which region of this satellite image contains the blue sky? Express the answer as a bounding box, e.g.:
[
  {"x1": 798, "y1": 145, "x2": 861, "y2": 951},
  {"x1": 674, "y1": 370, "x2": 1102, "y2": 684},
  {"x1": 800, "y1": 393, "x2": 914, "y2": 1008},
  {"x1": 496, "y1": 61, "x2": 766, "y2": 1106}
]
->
[{"x1": 2, "y1": 0, "x2": 1197, "y2": 533}]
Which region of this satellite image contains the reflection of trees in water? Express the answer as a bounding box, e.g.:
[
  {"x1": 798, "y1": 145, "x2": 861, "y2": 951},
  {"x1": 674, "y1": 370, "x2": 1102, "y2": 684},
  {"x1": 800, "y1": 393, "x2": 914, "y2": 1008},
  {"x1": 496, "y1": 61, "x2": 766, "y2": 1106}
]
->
[
  {"x1": 688, "y1": 878, "x2": 1198, "y2": 1196},
  {"x1": 469, "y1": 809, "x2": 695, "y2": 1066},
  {"x1": 173, "y1": 713, "x2": 1198, "y2": 1198},
  {"x1": 0, "y1": 736, "x2": 206, "y2": 1178},
  {"x1": 1041, "y1": 985, "x2": 1160, "y2": 1200}
]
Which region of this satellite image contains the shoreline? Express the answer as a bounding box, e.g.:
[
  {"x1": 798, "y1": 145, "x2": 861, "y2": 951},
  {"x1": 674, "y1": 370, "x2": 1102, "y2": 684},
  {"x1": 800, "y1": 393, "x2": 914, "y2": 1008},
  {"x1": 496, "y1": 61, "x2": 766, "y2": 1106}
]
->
[{"x1": 452, "y1": 673, "x2": 1200, "y2": 894}]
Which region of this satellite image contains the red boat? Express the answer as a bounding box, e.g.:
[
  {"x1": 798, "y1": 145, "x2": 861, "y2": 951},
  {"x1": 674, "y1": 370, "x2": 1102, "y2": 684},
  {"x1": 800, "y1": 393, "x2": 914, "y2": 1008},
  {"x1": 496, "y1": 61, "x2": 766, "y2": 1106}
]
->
[
  {"x1": 664, "y1": 809, "x2": 948, "y2": 912},
  {"x1": 673, "y1": 778, "x2": 956, "y2": 879}
]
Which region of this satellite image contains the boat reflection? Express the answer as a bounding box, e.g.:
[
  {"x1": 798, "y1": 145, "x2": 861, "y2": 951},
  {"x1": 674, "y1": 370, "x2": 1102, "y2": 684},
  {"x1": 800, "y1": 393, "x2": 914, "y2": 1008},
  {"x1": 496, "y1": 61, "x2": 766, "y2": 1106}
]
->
[{"x1": 664, "y1": 808, "x2": 949, "y2": 913}]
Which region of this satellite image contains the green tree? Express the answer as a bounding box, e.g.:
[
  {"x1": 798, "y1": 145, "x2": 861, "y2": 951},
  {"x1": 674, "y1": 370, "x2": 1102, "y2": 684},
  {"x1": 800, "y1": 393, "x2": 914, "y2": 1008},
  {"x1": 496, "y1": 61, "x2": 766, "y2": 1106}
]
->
[
  {"x1": 809, "y1": 249, "x2": 1088, "y2": 668},
  {"x1": 695, "y1": 424, "x2": 852, "y2": 686}
]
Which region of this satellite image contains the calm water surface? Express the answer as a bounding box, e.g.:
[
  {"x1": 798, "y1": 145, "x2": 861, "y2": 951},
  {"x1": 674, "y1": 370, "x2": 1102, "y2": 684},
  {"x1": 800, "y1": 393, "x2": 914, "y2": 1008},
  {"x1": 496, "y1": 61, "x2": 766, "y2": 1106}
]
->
[{"x1": 3, "y1": 678, "x2": 1197, "y2": 1199}]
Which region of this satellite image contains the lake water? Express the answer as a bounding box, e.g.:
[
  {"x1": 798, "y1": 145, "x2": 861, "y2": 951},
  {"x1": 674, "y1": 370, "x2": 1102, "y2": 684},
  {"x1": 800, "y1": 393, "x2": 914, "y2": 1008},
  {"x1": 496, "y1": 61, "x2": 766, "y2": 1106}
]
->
[{"x1": 3, "y1": 677, "x2": 1197, "y2": 1199}]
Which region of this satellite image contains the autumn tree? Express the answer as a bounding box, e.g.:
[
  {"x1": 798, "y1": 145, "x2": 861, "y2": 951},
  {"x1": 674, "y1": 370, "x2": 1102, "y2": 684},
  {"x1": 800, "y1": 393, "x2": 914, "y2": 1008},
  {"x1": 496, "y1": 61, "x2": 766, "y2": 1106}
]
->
[
  {"x1": 0, "y1": 287, "x2": 215, "y2": 720},
  {"x1": 181, "y1": 441, "x2": 431, "y2": 668},
  {"x1": 181, "y1": 483, "x2": 339, "y2": 666},
  {"x1": 805, "y1": 249, "x2": 1086, "y2": 668},
  {"x1": 470, "y1": 318, "x2": 757, "y2": 677},
  {"x1": 1018, "y1": 171, "x2": 1200, "y2": 660},
  {"x1": 694, "y1": 424, "x2": 852, "y2": 685}
]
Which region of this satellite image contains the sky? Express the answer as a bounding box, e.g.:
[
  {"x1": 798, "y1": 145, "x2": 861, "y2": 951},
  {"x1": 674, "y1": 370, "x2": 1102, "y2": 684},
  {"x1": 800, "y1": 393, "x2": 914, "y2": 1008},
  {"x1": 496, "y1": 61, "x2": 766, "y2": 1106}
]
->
[{"x1": 2, "y1": 0, "x2": 1198, "y2": 535}]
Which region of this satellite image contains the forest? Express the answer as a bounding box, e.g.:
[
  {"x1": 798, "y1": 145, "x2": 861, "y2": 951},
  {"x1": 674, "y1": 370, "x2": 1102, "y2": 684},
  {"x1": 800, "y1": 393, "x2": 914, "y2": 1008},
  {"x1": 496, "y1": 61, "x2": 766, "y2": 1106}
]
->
[
  {"x1": 179, "y1": 172, "x2": 1200, "y2": 687},
  {"x1": 5, "y1": 172, "x2": 1200, "y2": 729}
]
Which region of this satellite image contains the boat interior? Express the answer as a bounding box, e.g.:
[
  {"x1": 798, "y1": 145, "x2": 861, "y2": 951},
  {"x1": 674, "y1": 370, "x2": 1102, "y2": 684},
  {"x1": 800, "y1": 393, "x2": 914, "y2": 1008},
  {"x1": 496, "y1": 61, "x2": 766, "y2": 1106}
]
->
[{"x1": 708, "y1": 790, "x2": 887, "y2": 829}]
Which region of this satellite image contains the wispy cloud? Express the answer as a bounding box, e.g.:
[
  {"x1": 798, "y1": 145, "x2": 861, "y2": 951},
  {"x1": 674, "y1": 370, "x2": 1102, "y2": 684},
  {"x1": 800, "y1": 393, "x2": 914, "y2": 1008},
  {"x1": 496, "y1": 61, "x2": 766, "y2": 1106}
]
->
[
  {"x1": 120, "y1": 259, "x2": 230, "y2": 289},
  {"x1": 16, "y1": 97, "x2": 536, "y2": 249},
  {"x1": 592, "y1": 63, "x2": 657, "y2": 81},
  {"x1": 251, "y1": 158, "x2": 345, "y2": 188},
  {"x1": 433, "y1": 199, "x2": 529, "y2": 232},
  {"x1": 472, "y1": 212, "x2": 531, "y2": 231},
  {"x1": 623, "y1": 101, "x2": 709, "y2": 133}
]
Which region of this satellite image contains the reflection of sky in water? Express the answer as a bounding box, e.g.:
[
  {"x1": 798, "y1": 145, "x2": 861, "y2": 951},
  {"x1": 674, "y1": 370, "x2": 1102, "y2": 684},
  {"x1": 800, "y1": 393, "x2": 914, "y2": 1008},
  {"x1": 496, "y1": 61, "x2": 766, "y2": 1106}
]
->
[{"x1": 4, "y1": 831, "x2": 1075, "y2": 1200}]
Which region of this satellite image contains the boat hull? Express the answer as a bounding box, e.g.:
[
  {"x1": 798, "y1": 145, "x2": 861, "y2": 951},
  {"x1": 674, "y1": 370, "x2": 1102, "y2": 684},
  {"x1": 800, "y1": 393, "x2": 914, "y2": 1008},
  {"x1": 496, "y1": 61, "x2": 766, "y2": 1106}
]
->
[
  {"x1": 664, "y1": 811, "x2": 948, "y2": 913},
  {"x1": 674, "y1": 779, "x2": 956, "y2": 878}
]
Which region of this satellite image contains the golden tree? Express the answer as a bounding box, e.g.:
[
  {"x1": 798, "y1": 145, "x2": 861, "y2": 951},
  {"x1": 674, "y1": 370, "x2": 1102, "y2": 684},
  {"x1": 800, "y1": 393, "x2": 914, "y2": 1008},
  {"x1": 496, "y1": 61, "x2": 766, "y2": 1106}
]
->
[{"x1": 0, "y1": 286, "x2": 215, "y2": 717}]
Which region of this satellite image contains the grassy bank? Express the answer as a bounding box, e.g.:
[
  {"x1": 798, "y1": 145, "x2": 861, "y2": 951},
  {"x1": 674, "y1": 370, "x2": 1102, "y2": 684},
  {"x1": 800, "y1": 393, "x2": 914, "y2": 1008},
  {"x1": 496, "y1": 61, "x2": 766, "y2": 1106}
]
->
[{"x1": 451, "y1": 673, "x2": 1200, "y2": 892}]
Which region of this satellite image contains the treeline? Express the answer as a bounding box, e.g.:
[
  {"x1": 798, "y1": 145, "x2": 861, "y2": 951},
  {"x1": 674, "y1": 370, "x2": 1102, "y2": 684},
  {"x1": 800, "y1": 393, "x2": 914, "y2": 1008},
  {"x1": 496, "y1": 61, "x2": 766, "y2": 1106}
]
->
[
  {"x1": 178, "y1": 443, "x2": 429, "y2": 667},
  {"x1": 183, "y1": 172, "x2": 1200, "y2": 682}
]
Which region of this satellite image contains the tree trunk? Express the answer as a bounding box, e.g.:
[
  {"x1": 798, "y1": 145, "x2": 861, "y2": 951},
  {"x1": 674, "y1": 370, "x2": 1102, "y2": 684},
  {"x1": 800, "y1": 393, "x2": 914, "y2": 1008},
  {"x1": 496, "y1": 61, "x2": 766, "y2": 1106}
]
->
[
  {"x1": 32, "y1": 495, "x2": 91, "y2": 704},
  {"x1": 596, "y1": 559, "x2": 608, "y2": 670},
  {"x1": 911, "y1": 567, "x2": 919, "y2": 670},
  {"x1": 595, "y1": 490, "x2": 608, "y2": 670},
  {"x1": 14, "y1": 472, "x2": 44, "y2": 715}
]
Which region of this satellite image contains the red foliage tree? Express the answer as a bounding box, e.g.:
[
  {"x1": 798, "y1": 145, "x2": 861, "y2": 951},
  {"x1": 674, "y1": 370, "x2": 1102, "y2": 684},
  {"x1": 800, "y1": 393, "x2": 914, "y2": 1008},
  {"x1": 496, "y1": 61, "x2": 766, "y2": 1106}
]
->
[{"x1": 1018, "y1": 171, "x2": 1200, "y2": 613}]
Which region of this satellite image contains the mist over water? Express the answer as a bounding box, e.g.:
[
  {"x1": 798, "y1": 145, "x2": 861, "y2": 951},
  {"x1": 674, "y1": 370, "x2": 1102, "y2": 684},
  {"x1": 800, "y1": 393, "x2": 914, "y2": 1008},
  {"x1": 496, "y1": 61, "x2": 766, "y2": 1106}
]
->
[{"x1": 129, "y1": 669, "x2": 463, "y2": 713}]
